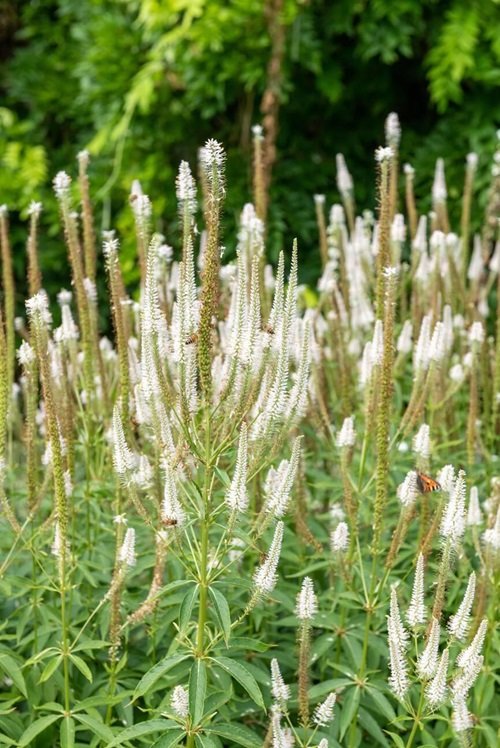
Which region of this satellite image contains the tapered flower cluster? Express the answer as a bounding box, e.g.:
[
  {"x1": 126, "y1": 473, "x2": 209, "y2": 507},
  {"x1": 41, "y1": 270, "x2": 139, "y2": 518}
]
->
[
  {"x1": 295, "y1": 577, "x2": 317, "y2": 621},
  {"x1": 387, "y1": 586, "x2": 409, "y2": 699},
  {"x1": 253, "y1": 522, "x2": 284, "y2": 594}
]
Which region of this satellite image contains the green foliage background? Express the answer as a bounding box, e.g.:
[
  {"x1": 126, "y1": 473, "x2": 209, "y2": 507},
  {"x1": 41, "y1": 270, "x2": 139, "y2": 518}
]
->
[{"x1": 1, "y1": 0, "x2": 500, "y2": 290}]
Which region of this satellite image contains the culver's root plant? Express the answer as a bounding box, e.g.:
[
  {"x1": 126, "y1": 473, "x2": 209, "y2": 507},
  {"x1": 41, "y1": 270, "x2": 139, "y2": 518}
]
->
[{"x1": 0, "y1": 116, "x2": 498, "y2": 748}]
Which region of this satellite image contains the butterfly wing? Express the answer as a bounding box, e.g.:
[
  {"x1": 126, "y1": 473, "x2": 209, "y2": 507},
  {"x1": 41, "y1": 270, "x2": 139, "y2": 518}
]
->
[{"x1": 416, "y1": 472, "x2": 441, "y2": 493}]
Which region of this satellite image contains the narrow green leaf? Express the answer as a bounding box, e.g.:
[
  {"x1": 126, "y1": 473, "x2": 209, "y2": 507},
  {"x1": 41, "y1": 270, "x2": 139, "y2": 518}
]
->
[
  {"x1": 60, "y1": 716, "x2": 75, "y2": 748},
  {"x1": 385, "y1": 731, "x2": 406, "y2": 748},
  {"x1": 106, "y1": 719, "x2": 179, "y2": 747},
  {"x1": 69, "y1": 654, "x2": 93, "y2": 683},
  {"x1": 73, "y1": 713, "x2": 115, "y2": 742},
  {"x1": 39, "y1": 655, "x2": 63, "y2": 683},
  {"x1": 212, "y1": 657, "x2": 264, "y2": 709},
  {"x1": 179, "y1": 585, "x2": 199, "y2": 636},
  {"x1": 134, "y1": 655, "x2": 190, "y2": 699},
  {"x1": 366, "y1": 687, "x2": 396, "y2": 722},
  {"x1": 208, "y1": 723, "x2": 262, "y2": 747},
  {"x1": 18, "y1": 715, "x2": 61, "y2": 747},
  {"x1": 195, "y1": 734, "x2": 220, "y2": 748},
  {"x1": 339, "y1": 686, "x2": 360, "y2": 741},
  {"x1": 358, "y1": 707, "x2": 390, "y2": 747},
  {"x1": 208, "y1": 588, "x2": 231, "y2": 644},
  {"x1": 189, "y1": 660, "x2": 207, "y2": 726},
  {"x1": 0, "y1": 654, "x2": 27, "y2": 698},
  {"x1": 151, "y1": 731, "x2": 185, "y2": 748}
]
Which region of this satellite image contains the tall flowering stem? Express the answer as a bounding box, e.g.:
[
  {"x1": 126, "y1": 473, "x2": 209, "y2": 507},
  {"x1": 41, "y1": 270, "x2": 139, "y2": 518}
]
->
[
  {"x1": 26, "y1": 202, "x2": 43, "y2": 296},
  {"x1": 103, "y1": 237, "x2": 130, "y2": 418},
  {"x1": 461, "y1": 153, "x2": 477, "y2": 274},
  {"x1": 77, "y1": 151, "x2": 97, "y2": 281},
  {"x1": 373, "y1": 266, "x2": 398, "y2": 552},
  {"x1": 198, "y1": 140, "x2": 225, "y2": 399},
  {"x1": 0, "y1": 207, "x2": 16, "y2": 397},
  {"x1": 27, "y1": 292, "x2": 71, "y2": 713},
  {"x1": 252, "y1": 125, "x2": 267, "y2": 223},
  {"x1": 0, "y1": 309, "x2": 19, "y2": 531},
  {"x1": 54, "y1": 173, "x2": 95, "y2": 402}
]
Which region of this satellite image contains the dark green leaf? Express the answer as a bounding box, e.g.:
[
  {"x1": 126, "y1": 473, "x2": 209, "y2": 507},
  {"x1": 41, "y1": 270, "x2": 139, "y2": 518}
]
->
[
  {"x1": 189, "y1": 659, "x2": 207, "y2": 726},
  {"x1": 212, "y1": 657, "x2": 265, "y2": 709}
]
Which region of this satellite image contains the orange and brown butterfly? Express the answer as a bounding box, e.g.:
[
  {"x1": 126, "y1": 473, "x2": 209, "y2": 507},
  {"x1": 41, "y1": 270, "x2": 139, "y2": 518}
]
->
[{"x1": 415, "y1": 471, "x2": 441, "y2": 494}]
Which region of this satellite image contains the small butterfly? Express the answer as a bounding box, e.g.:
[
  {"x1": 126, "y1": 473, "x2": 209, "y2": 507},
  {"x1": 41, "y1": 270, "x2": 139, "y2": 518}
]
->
[{"x1": 416, "y1": 471, "x2": 441, "y2": 494}]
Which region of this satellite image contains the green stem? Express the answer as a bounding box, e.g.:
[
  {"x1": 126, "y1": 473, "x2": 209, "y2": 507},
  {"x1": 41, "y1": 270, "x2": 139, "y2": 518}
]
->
[{"x1": 406, "y1": 684, "x2": 425, "y2": 748}]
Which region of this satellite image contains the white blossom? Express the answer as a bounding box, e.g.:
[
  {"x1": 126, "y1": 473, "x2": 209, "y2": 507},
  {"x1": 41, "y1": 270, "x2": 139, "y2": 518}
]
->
[
  {"x1": 413, "y1": 424, "x2": 430, "y2": 460},
  {"x1": 270, "y1": 659, "x2": 290, "y2": 704},
  {"x1": 225, "y1": 424, "x2": 249, "y2": 512},
  {"x1": 467, "y1": 487, "x2": 482, "y2": 526},
  {"x1": 253, "y1": 521, "x2": 284, "y2": 594},
  {"x1": 26, "y1": 291, "x2": 52, "y2": 326},
  {"x1": 119, "y1": 528, "x2": 136, "y2": 566},
  {"x1": 296, "y1": 577, "x2": 318, "y2": 621},
  {"x1": 330, "y1": 521, "x2": 349, "y2": 552},
  {"x1": 440, "y1": 469, "x2": 467, "y2": 543},
  {"x1": 456, "y1": 619, "x2": 488, "y2": 671},
  {"x1": 482, "y1": 506, "x2": 500, "y2": 551},
  {"x1": 28, "y1": 200, "x2": 43, "y2": 217},
  {"x1": 397, "y1": 471, "x2": 419, "y2": 508},
  {"x1": 171, "y1": 685, "x2": 189, "y2": 718},
  {"x1": 426, "y1": 648, "x2": 449, "y2": 707},
  {"x1": 468, "y1": 321, "x2": 484, "y2": 346},
  {"x1": 375, "y1": 146, "x2": 393, "y2": 162},
  {"x1": 17, "y1": 341, "x2": 36, "y2": 367},
  {"x1": 385, "y1": 112, "x2": 401, "y2": 147},
  {"x1": 448, "y1": 572, "x2": 476, "y2": 641},
  {"x1": 406, "y1": 553, "x2": 426, "y2": 626},
  {"x1": 417, "y1": 618, "x2": 440, "y2": 678},
  {"x1": 53, "y1": 171, "x2": 71, "y2": 199},
  {"x1": 313, "y1": 692, "x2": 336, "y2": 726},
  {"x1": 397, "y1": 320, "x2": 412, "y2": 354},
  {"x1": 451, "y1": 696, "x2": 473, "y2": 733},
  {"x1": 336, "y1": 416, "x2": 356, "y2": 448}
]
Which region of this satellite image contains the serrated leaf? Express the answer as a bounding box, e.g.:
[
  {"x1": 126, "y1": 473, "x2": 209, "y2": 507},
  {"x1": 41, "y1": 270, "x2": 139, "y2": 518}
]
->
[
  {"x1": 179, "y1": 585, "x2": 198, "y2": 636},
  {"x1": 385, "y1": 731, "x2": 406, "y2": 748},
  {"x1": 366, "y1": 687, "x2": 396, "y2": 723},
  {"x1": 39, "y1": 655, "x2": 63, "y2": 683},
  {"x1": 212, "y1": 657, "x2": 264, "y2": 709},
  {"x1": 134, "y1": 655, "x2": 190, "y2": 699},
  {"x1": 18, "y1": 715, "x2": 61, "y2": 747},
  {"x1": 60, "y1": 716, "x2": 75, "y2": 748},
  {"x1": 189, "y1": 659, "x2": 207, "y2": 726},
  {"x1": 339, "y1": 686, "x2": 360, "y2": 741},
  {"x1": 105, "y1": 719, "x2": 179, "y2": 747},
  {"x1": 195, "y1": 734, "x2": 219, "y2": 748},
  {"x1": 0, "y1": 653, "x2": 27, "y2": 697},
  {"x1": 208, "y1": 723, "x2": 262, "y2": 747},
  {"x1": 208, "y1": 588, "x2": 231, "y2": 644},
  {"x1": 358, "y1": 707, "x2": 390, "y2": 747},
  {"x1": 73, "y1": 713, "x2": 115, "y2": 742},
  {"x1": 151, "y1": 731, "x2": 185, "y2": 748},
  {"x1": 69, "y1": 654, "x2": 93, "y2": 683}
]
